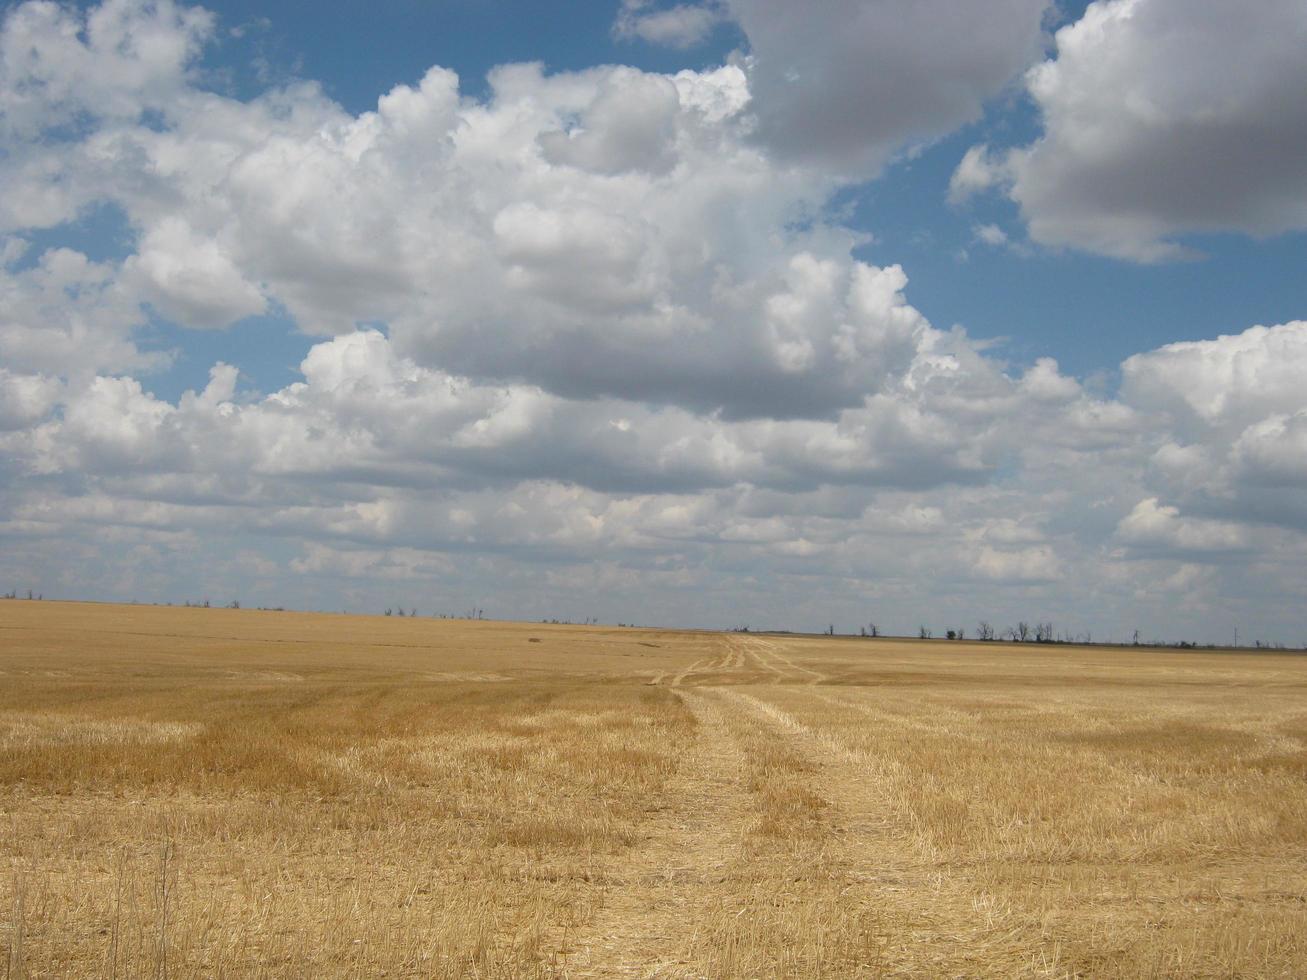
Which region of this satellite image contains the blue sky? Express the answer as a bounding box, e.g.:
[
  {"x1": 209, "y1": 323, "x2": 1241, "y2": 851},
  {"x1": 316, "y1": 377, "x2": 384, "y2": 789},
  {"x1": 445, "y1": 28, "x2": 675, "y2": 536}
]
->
[{"x1": 2, "y1": 0, "x2": 1305, "y2": 643}]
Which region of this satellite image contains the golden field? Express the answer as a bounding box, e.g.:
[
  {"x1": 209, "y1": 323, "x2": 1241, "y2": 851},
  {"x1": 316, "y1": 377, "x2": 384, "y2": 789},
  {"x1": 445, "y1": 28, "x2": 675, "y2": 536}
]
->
[{"x1": 1, "y1": 601, "x2": 1305, "y2": 977}]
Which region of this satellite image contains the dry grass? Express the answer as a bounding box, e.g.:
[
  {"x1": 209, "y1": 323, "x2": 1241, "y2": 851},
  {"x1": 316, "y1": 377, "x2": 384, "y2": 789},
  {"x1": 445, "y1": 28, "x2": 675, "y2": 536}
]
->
[{"x1": 1, "y1": 603, "x2": 1305, "y2": 977}]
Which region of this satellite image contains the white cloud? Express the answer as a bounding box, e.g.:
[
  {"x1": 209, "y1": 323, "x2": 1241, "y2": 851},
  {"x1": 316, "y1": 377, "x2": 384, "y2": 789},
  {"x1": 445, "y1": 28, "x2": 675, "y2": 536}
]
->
[
  {"x1": 948, "y1": 145, "x2": 1004, "y2": 204},
  {"x1": 1231, "y1": 412, "x2": 1307, "y2": 488},
  {"x1": 0, "y1": 0, "x2": 213, "y2": 136},
  {"x1": 726, "y1": 0, "x2": 1050, "y2": 174},
  {"x1": 0, "y1": 36, "x2": 876, "y2": 413},
  {"x1": 1116, "y1": 498, "x2": 1247, "y2": 556},
  {"x1": 1122, "y1": 322, "x2": 1307, "y2": 431},
  {"x1": 126, "y1": 217, "x2": 266, "y2": 328},
  {"x1": 538, "y1": 68, "x2": 682, "y2": 175},
  {"x1": 0, "y1": 3, "x2": 1046, "y2": 421},
  {"x1": 0, "y1": 248, "x2": 163, "y2": 377},
  {"x1": 0, "y1": 370, "x2": 60, "y2": 431},
  {"x1": 973, "y1": 545, "x2": 1063, "y2": 583},
  {"x1": 972, "y1": 223, "x2": 1009, "y2": 248},
  {"x1": 612, "y1": 1, "x2": 726, "y2": 48},
  {"x1": 8, "y1": 325, "x2": 1034, "y2": 496},
  {"x1": 0, "y1": 0, "x2": 214, "y2": 229},
  {"x1": 1118, "y1": 323, "x2": 1307, "y2": 536},
  {"x1": 57, "y1": 375, "x2": 181, "y2": 472},
  {"x1": 956, "y1": 0, "x2": 1307, "y2": 260}
]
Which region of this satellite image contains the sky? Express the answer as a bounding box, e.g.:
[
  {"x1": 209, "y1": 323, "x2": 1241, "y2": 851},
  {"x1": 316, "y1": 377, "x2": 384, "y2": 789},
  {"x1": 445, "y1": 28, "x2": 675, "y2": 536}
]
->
[{"x1": 1, "y1": 0, "x2": 1305, "y2": 644}]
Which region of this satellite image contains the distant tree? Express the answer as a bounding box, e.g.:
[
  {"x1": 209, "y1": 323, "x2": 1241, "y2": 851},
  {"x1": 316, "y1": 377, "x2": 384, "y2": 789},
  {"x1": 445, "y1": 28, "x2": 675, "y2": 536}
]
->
[
  {"x1": 1034, "y1": 621, "x2": 1053, "y2": 643},
  {"x1": 1016, "y1": 622, "x2": 1030, "y2": 643},
  {"x1": 956, "y1": 627, "x2": 965, "y2": 641},
  {"x1": 868, "y1": 622, "x2": 879, "y2": 637},
  {"x1": 918, "y1": 625, "x2": 932, "y2": 639},
  {"x1": 385, "y1": 608, "x2": 393, "y2": 616},
  {"x1": 946, "y1": 630, "x2": 956, "y2": 641},
  {"x1": 1132, "y1": 629, "x2": 1140, "y2": 646},
  {"x1": 227, "y1": 600, "x2": 240, "y2": 609}
]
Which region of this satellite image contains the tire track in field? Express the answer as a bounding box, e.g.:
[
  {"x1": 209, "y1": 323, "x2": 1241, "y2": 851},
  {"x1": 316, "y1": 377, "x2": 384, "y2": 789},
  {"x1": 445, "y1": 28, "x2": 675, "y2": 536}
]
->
[
  {"x1": 713, "y1": 685, "x2": 1067, "y2": 976},
  {"x1": 661, "y1": 635, "x2": 828, "y2": 688},
  {"x1": 559, "y1": 688, "x2": 752, "y2": 977},
  {"x1": 727, "y1": 634, "x2": 828, "y2": 685},
  {"x1": 751, "y1": 637, "x2": 827, "y2": 685},
  {"x1": 662, "y1": 637, "x2": 747, "y2": 686},
  {"x1": 668, "y1": 657, "x2": 708, "y2": 686},
  {"x1": 726, "y1": 642, "x2": 745, "y2": 669},
  {"x1": 745, "y1": 647, "x2": 788, "y2": 684},
  {"x1": 723, "y1": 635, "x2": 790, "y2": 685}
]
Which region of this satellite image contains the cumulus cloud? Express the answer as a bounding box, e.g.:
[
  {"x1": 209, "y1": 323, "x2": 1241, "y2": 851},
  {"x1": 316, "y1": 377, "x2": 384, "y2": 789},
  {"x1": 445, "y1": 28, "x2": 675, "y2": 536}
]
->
[
  {"x1": 0, "y1": 370, "x2": 60, "y2": 431},
  {"x1": 1116, "y1": 498, "x2": 1247, "y2": 557},
  {"x1": 0, "y1": 0, "x2": 1045, "y2": 419},
  {"x1": 0, "y1": 0, "x2": 212, "y2": 134},
  {"x1": 954, "y1": 0, "x2": 1307, "y2": 260},
  {"x1": 125, "y1": 218, "x2": 266, "y2": 328},
  {"x1": 0, "y1": 0, "x2": 214, "y2": 228},
  {"x1": 1118, "y1": 323, "x2": 1307, "y2": 536},
  {"x1": 1122, "y1": 323, "x2": 1307, "y2": 432},
  {"x1": 537, "y1": 68, "x2": 683, "y2": 175},
  {"x1": 725, "y1": 0, "x2": 1049, "y2": 174},
  {"x1": 0, "y1": 247, "x2": 161, "y2": 377},
  {"x1": 1, "y1": 13, "x2": 894, "y2": 417},
  {"x1": 1232, "y1": 413, "x2": 1307, "y2": 489},
  {"x1": 8, "y1": 326, "x2": 1035, "y2": 496}
]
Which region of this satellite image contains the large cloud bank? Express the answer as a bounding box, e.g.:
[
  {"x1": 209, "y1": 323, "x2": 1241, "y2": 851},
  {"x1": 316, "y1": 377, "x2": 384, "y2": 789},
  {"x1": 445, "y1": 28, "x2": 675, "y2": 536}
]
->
[{"x1": 1, "y1": 0, "x2": 1305, "y2": 639}]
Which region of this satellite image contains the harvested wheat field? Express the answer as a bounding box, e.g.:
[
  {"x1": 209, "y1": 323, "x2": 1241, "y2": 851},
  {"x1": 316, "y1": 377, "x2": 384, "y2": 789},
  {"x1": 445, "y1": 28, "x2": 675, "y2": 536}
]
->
[{"x1": 2, "y1": 601, "x2": 1305, "y2": 977}]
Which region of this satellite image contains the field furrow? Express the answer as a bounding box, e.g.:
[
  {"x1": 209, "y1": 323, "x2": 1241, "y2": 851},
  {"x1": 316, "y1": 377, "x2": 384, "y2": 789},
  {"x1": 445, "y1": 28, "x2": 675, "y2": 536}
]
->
[{"x1": 559, "y1": 689, "x2": 751, "y2": 976}]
